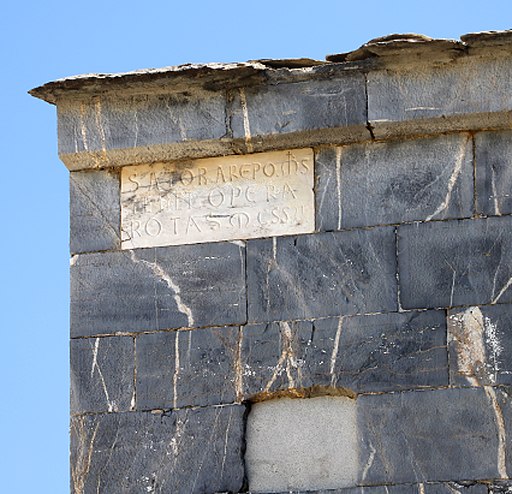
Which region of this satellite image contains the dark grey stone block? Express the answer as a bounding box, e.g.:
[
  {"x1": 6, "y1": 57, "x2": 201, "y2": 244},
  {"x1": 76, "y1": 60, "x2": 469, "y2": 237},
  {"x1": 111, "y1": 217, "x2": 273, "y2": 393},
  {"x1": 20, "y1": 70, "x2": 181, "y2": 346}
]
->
[
  {"x1": 316, "y1": 135, "x2": 473, "y2": 230},
  {"x1": 136, "y1": 326, "x2": 240, "y2": 410},
  {"x1": 71, "y1": 406, "x2": 245, "y2": 494},
  {"x1": 70, "y1": 170, "x2": 120, "y2": 254},
  {"x1": 476, "y1": 131, "x2": 512, "y2": 216},
  {"x1": 58, "y1": 91, "x2": 227, "y2": 156},
  {"x1": 71, "y1": 242, "x2": 246, "y2": 336},
  {"x1": 359, "y1": 388, "x2": 502, "y2": 484},
  {"x1": 230, "y1": 73, "x2": 367, "y2": 139},
  {"x1": 252, "y1": 483, "x2": 486, "y2": 493},
  {"x1": 247, "y1": 229, "x2": 397, "y2": 323},
  {"x1": 242, "y1": 311, "x2": 447, "y2": 398},
  {"x1": 71, "y1": 336, "x2": 134, "y2": 414},
  {"x1": 398, "y1": 217, "x2": 512, "y2": 309},
  {"x1": 449, "y1": 304, "x2": 512, "y2": 386}
]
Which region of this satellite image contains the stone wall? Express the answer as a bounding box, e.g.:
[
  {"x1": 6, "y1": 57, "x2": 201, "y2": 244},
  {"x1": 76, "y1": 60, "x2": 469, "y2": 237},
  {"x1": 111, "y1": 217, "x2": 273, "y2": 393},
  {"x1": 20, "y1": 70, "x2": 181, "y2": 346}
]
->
[{"x1": 31, "y1": 31, "x2": 512, "y2": 493}]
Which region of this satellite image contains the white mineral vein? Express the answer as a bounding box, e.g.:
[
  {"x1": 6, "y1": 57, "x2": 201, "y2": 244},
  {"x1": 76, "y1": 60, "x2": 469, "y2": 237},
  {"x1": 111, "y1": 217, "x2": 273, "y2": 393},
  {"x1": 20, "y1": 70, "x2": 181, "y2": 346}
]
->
[
  {"x1": 238, "y1": 88, "x2": 253, "y2": 153},
  {"x1": 91, "y1": 338, "x2": 114, "y2": 412}
]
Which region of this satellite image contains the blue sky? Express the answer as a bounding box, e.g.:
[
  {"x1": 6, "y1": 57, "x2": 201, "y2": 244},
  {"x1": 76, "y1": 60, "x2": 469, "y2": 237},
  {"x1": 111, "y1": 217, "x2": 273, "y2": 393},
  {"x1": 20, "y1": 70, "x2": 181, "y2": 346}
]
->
[{"x1": 3, "y1": 1, "x2": 511, "y2": 491}]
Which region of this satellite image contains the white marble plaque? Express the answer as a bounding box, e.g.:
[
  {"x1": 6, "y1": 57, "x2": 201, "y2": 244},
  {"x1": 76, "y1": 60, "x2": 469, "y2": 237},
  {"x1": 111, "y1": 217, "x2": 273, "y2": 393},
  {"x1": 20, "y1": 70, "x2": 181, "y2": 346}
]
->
[{"x1": 121, "y1": 148, "x2": 315, "y2": 248}]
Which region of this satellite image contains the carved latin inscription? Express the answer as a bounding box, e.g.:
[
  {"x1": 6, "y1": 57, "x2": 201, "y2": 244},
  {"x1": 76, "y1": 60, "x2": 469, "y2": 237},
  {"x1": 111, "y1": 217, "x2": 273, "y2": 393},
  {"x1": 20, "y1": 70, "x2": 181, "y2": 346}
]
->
[{"x1": 121, "y1": 148, "x2": 315, "y2": 248}]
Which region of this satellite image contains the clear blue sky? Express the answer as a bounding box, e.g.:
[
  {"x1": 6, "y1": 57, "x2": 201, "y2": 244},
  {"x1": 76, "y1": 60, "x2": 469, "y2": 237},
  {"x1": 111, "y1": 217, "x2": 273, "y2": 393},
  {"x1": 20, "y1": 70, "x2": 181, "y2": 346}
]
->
[{"x1": 2, "y1": 1, "x2": 511, "y2": 491}]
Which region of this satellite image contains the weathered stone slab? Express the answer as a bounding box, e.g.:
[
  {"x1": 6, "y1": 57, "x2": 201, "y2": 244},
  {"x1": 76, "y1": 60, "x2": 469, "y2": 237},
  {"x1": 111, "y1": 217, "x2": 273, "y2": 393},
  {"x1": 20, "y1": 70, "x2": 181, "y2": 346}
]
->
[
  {"x1": 359, "y1": 388, "x2": 503, "y2": 484},
  {"x1": 398, "y1": 217, "x2": 512, "y2": 309},
  {"x1": 121, "y1": 149, "x2": 314, "y2": 249},
  {"x1": 242, "y1": 311, "x2": 447, "y2": 398},
  {"x1": 368, "y1": 57, "x2": 512, "y2": 138},
  {"x1": 475, "y1": 131, "x2": 512, "y2": 216},
  {"x1": 316, "y1": 135, "x2": 473, "y2": 231},
  {"x1": 449, "y1": 304, "x2": 512, "y2": 386},
  {"x1": 295, "y1": 485, "x2": 486, "y2": 494},
  {"x1": 245, "y1": 397, "x2": 358, "y2": 492},
  {"x1": 247, "y1": 228, "x2": 397, "y2": 322},
  {"x1": 71, "y1": 242, "x2": 246, "y2": 336},
  {"x1": 70, "y1": 170, "x2": 120, "y2": 254},
  {"x1": 71, "y1": 336, "x2": 134, "y2": 414},
  {"x1": 230, "y1": 74, "x2": 367, "y2": 140},
  {"x1": 136, "y1": 326, "x2": 240, "y2": 410},
  {"x1": 57, "y1": 90, "x2": 227, "y2": 157},
  {"x1": 71, "y1": 406, "x2": 245, "y2": 494}
]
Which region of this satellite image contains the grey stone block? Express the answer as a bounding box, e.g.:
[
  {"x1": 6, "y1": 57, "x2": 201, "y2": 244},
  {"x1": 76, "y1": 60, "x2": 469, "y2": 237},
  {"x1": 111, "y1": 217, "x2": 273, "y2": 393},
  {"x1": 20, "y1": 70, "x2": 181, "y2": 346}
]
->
[
  {"x1": 71, "y1": 242, "x2": 246, "y2": 336},
  {"x1": 449, "y1": 304, "x2": 512, "y2": 386},
  {"x1": 251, "y1": 483, "x2": 486, "y2": 493},
  {"x1": 70, "y1": 405, "x2": 245, "y2": 494},
  {"x1": 368, "y1": 57, "x2": 512, "y2": 136},
  {"x1": 71, "y1": 336, "x2": 134, "y2": 414},
  {"x1": 398, "y1": 217, "x2": 512, "y2": 309},
  {"x1": 316, "y1": 135, "x2": 473, "y2": 230},
  {"x1": 358, "y1": 388, "x2": 503, "y2": 484},
  {"x1": 136, "y1": 326, "x2": 240, "y2": 410},
  {"x1": 58, "y1": 90, "x2": 227, "y2": 156},
  {"x1": 247, "y1": 229, "x2": 397, "y2": 323},
  {"x1": 70, "y1": 170, "x2": 120, "y2": 254},
  {"x1": 245, "y1": 397, "x2": 358, "y2": 492},
  {"x1": 242, "y1": 311, "x2": 447, "y2": 398},
  {"x1": 476, "y1": 131, "x2": 512, "y2": 216},
  {"x1": 230, "y1": 73, "x2": 367, "y2": 139}
]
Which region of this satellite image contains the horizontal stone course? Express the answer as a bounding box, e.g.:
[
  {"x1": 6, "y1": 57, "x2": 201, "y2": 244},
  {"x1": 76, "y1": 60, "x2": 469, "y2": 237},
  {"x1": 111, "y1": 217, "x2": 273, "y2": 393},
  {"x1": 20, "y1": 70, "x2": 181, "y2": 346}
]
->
[
  {"x1": 358, "y1": 387, "x2": 504, "y2": 484},
  {"x1": 71, "y1": 406, "x2": 245, "y2": 494},
  {"x1": 247, "y1": 228, "x2": 398, "y2": 323},
  {"x1": 70, "y1": 241, "x2": 246, "y2": 337},
  {"x1": 398, "y1": 216, "x2": 512, "y2": 310},
  {"x1": 71, "y1": 336, "x2": 134, "y2": 414},
  {"x1": 70, "y1": 169, "x2": 121, "y2": 254},
  {"x1": 315, "y1": 134, "x2": 473, "y2": 231}
]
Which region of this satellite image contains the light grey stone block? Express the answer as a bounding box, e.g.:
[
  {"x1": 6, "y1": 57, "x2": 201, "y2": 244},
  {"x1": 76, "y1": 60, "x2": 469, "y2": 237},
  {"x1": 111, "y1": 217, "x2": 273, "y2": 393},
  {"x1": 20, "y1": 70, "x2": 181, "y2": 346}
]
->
[{"x1": 245, "y1": 396, "x2": 358, "y2": 493}]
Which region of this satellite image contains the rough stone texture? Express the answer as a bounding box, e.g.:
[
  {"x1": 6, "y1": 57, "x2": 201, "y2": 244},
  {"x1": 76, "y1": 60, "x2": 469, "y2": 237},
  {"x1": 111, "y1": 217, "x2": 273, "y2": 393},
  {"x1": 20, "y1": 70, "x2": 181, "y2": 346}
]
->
[
  {"x1": 475, "y1": 131, "x2": 512, "y2": 216},
  {"x1": 368, "y1": 56, "x2": 512, "y2": 138},
  {"x1": 247, "y1": 228, "x2": 397, "y2": 323},
  {"x1": 449, "y1": 304, "x2": 512, "y2": 386},
  {"x1": 316, "y1": 134, "x2": 473, "y2": 231},
  {"x1": 279, "y1": 485, "x2": 487, "y2": 494},
  {"x1": 398, "y1": 217, "x2": 512, "y2": 310},
  {"x1": 70, "y1": 170, "x2": 120, "y2": 254},
  {"x1": 358, "y1": 388, "x2": 503, "y2": 484},
  {"x1": 242, "y1": 311, "x2": 447, "y2": 398},
  {"x1": 71, "y1": 241, "x2": 246, "y2": 336},
  {"x1": 135, "y1": 326, "x2": 240, "y2": 410},
  {"x1": 70, "y1": 336, "x2": 134, "y2": 414},
  {"x1": 70, "y1": 405, "x2": 245, "y2": 494},
  {"x1": 245, "y1": 397, "x2": 358, "y2": 493},
  {"x1": 230, "y1": 74, "x2": 367, "y2": 140},
  {"x1": 58, "y1": 91, "x2": 227, "y2": 157}
]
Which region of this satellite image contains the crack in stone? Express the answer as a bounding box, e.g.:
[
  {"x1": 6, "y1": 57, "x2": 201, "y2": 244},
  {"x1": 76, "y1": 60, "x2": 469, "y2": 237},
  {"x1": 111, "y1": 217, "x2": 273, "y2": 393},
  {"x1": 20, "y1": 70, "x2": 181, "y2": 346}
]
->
[
  {"x1": 238, "y1": 88, "x2": 253, "y2": 153},
  {"x1": 91, "y1": 338, "x2": 114, "y2": 412}
]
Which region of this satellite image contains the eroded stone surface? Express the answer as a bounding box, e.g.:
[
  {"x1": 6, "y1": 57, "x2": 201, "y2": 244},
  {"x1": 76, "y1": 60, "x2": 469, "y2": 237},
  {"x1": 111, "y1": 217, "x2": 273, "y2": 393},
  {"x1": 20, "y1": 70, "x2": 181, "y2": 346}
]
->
[
  {"x1": 398, "y1": 217, "x2": 512, "y2": 309},
  {"x1": 449, "y1": 305, "x2": 512, "y2": 386},
  {"x1": 359, "y1": 388, "x2": 503, "y2": 484},
  {"x1": 245, "y1": 397, "x2": 358, "y2": 493},
  {"x1": 247, "y1": 228, "x2": 397, "y2": 322},
  {"x1": 71, "y1": 336, "x2": 134, "y2": 414},
  {"x1": 71, "y1": 406, "x2": 245, "y2": 494},
  {"x1": 71, "y1": 242, "x2": 246, "y2": 336},
  {"x1": 136, "y1": 326, "x2": 240, "y2": 410},
  {"x1": 476, "y1": 131, "x2": 512, "y2": 216},
  {"x1": 316, "y1": 134, "x2": 473, "y2": 230},
  {"x1": 121, "y1": 149, "x2": 314, "y2": 248},
  {"x1": 70, "y1": 170, "x2": 120, "y2": 254}
]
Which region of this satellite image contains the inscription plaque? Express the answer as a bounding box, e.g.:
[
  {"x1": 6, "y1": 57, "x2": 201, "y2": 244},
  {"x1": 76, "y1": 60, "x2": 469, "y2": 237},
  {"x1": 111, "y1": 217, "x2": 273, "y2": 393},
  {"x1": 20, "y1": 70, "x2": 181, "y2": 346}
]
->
[{"x1": 121, "y1": 148, "x2": 315, "y2": 248}]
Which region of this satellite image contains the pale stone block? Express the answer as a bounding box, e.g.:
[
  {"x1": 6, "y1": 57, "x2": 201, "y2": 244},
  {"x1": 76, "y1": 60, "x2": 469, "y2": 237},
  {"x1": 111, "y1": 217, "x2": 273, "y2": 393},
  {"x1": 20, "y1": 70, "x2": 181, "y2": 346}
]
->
[
  {"x1": 121, "y1": 148, "x2": 314, "y2": 248},
  {"x1": 245, "y1": 396, "x2": 358, "y2": 492}
]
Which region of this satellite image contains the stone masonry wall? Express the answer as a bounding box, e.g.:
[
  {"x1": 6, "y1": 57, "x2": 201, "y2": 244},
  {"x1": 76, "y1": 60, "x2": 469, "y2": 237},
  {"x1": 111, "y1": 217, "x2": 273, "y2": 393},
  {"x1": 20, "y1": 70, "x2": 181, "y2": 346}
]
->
[{"x1": 31, "y1": 30, "x2": 512, "y2": 494}]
